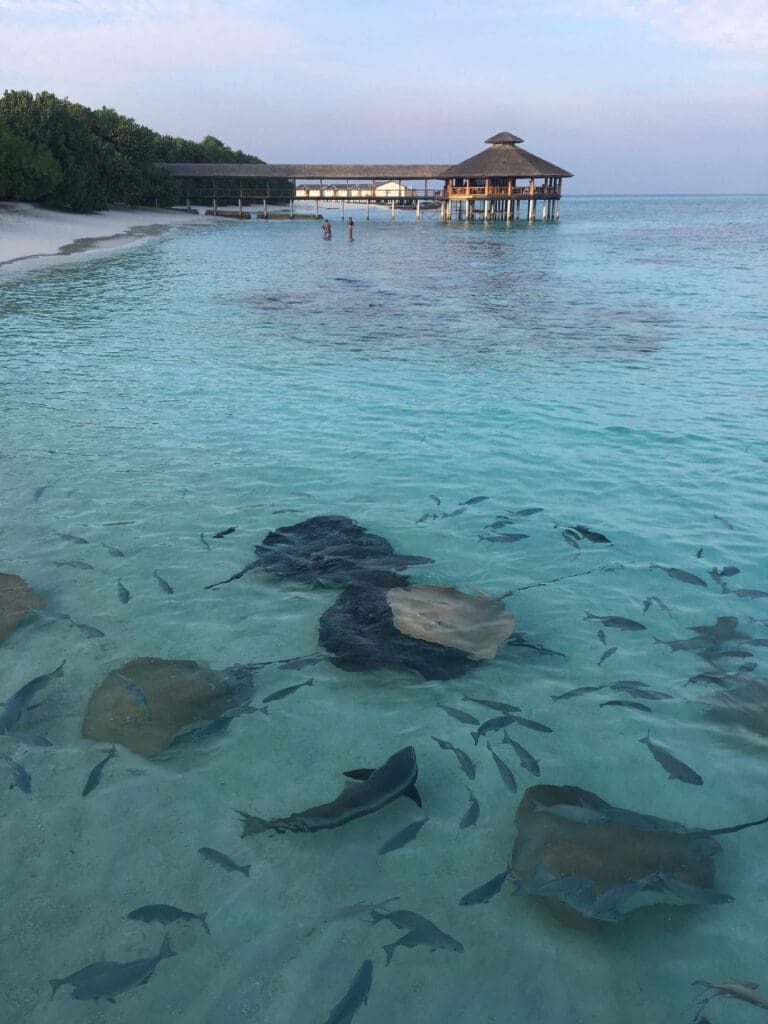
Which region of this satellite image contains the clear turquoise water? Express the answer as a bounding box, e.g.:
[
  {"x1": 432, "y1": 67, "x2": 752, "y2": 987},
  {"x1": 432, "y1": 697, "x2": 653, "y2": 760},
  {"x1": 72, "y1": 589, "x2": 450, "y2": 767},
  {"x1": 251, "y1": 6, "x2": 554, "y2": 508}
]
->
[{"x1": 1, "y1": 196, "x2": 767, "y2": 1023}]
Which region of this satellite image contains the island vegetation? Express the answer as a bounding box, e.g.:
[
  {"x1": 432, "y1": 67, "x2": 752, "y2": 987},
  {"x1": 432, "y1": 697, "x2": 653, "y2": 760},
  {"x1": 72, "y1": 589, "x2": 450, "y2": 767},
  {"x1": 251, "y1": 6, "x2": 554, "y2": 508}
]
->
[{"x1": 0, "y1": 89, "x2": 266, "y2": 213}]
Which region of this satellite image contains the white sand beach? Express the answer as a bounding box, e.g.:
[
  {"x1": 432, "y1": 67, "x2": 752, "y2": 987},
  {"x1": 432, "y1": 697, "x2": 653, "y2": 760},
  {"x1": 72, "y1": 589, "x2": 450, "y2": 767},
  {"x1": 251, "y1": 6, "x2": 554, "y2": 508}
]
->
[{"x1": 0, "y1": 202, "x2": 210, "y2": 272}]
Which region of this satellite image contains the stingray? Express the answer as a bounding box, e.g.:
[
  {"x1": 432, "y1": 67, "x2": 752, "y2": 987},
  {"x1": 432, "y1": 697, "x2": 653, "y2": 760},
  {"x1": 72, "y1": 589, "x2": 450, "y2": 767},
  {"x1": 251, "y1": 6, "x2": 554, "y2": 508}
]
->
[
  {"x1": 206, "y1": 514, "x2": 431, "y2": 590},
  {"x1": 385, "y1": 585, "x2": 516, "y2": 660},
  {"x1": 699, "y1": 678, "x2": 768, "y2": 740},
  {"x1": 82, "y1": 657, "x2": 254, "y2": 757},
  {"x1": 510, "y1": 784, "x2": 768, "y2": 928},
  {"x1": 318, "y1": 584, "x2": 477, "y2": 680},
  {"x1": 0, "y1": 572, "x2": 44, "y2": 642}
]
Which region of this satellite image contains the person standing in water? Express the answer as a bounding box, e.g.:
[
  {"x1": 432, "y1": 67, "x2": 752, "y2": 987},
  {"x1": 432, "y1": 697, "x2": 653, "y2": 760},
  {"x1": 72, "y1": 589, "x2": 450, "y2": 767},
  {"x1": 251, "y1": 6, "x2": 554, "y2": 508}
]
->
[
  {"x1": 347, "y1": 217, "x2": 354, "y2": 240},
  {"x1": 322, "y1": 219, "x2": 332, "y2": 239}
]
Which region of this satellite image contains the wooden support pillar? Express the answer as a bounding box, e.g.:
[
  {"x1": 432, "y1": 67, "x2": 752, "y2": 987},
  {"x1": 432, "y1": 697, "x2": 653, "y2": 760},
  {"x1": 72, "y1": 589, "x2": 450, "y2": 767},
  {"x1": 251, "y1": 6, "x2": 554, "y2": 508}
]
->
[
  {"x1": 315, "y1": 199, "x2": 319, "y2": 217},
  {"x1": 238, "y1": 194, "x2": 243, "y2": 215},
  {"x1": 186, "y1": 196, "x2": 191, "y2": 213},
  {"x1": 263, "y1": 198, "x2": 267, "y2": 219},
  {"x1": 289, "y1": 199, "x2": 294, "y2": 219},
  {"x1": 528, "y1": 199, "x2": 535, "y2": 221},
  {"x1": 366, "y1": 199, "x2": 370, "y2": 220},
  {"x1": 390, "y1": 199, "x2": 395, "y2": 220},
  {"x1": 416, "y1": 199, "x2": 421, "y2": 221},
  {"x1": 213, "y1": 196, "x2": 218, "y2": 214}
]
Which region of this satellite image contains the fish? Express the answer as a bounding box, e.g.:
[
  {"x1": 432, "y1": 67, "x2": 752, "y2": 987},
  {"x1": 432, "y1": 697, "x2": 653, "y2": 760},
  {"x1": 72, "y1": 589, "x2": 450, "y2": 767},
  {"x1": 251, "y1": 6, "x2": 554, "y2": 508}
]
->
[
  {"x1": 378, "y1": 913, "x2": 464, "y2": 964},
  {"x1": 639, "y1": 732, "x2": 703, "y2": 785},
  {"x1": 574, "y1": 525, "x2": 611, "y2": 544},
  {"x1": 562, "y1": 530, "x2": 580, "y2": 549},
  {"x1": 712, "y1": 514, "x2": 734, "y2": 530},
  {"x1": 746, "y1": 638, "x2": 768, "y2": 647},
  {"x1": 324, "y1": 895, "x2": 400, "y2": 924},
  {"x1": 169, "y1": 717, "x2": 234, "y2": 747},
  {"x1": 199, "y1": 532, "x2": 211, "y2": 550},
  {"x1": 610, "y1": 683, "x2": 673, "y2": 700},
  {"x1": 461, "y1": 496, "x2": 489, "y2": 505},
  {"x1": 459, "y1": 788, "x2": 479, "y2": 829},
  {"x1": 488, "y1": 518, "x2": 513, "y2": 530},
  {"x1": 693, "y1": 981, "x2": 768, "y2": 1010},
  {"x1": 653, "y1": 634, "x2": 709, "y2": 652},
  {"x1": 442, "y1": 508, "x2": 466, "y2": 518},
  {"x1": 3, "y1": 755, "x2": 31, "y2": 794},
  {"x1": 102, "y1": 521, "x2": 136, "y2": 526},
  {"x1": 154, "y1": 570, "x2": 173, "y2": 594},
  {"x1": 720, "y1": 565, "x2": 740, "y2": 577},
  {"x1": 729, "y1": 588, "x2": 768, "y2": 599},
  {"x1": 502, "y1": 733, "x2": 540, "y2": 776},
  {"x1": 432, "y1": 737, "x2": 476, "y2": 779},
  {"x1": 378, "y1": 816, "x2": 429, "y2": 855},
  {"x1": 198, "y1": 846, "x2": 251, "y2": 876},
  {"x1": 434, "y1": 700, "x2": 479, "y2": 726},
  {"x1": 462, "y1": 697, "x2": 521, "y2": 715},
  {"x1": 237, "y1": 746, "x2": 421, "y2": 836},
  {"x1": 508, "y1": 637, "x2": 567, "y2": 659},
  {"x1": 53, "y1": 560, "x2": 94, "y2": 570},
  {"x1": 479, "y1": 533, "x2": 528, "y2": 544},
  {"x1": 597, "y1": 628, "x2": 608, "y2": 645},
  {"x1": 508, "y1": 714, "x2": 552, "y2": 734},
  {"x1": 470, "y1": 715, "x2": 517, "y2": 745},
  {"x1": 82, "y1": 745, "x2": 117, "y2": 797},
  {"x1": 321, "y1": 959, "x2": 373, "y2": 1024},
  {"x1": 127, "y1": 904, "x2": 210, "y2": 934},
  {"x1": 598, "y1": 646, "x2": 617, "y2": 666},
  {"x1": 261, "y1": 677, "x2": 314, "y2": 704},
  {"x1": 585, "y1": 612, "x2": 646, "y2": 631},
  {"x1": 0, "y1": 660, "x2": 66, "y2": 734},
  {"x1": 651, "y1": 595, "x2": 671, "y2": 614},
  {"x1": 113, "y1": 674, "x2": 152, "y2": 719},
  {"x1": 101, "y1": 543, "x2": 125, "y2": 557},
  {"x1": 49, "y1": 933, "x2": 176, "y2": 1002},
  {"x1": 509, "y1": 507, "x2": 543, "y2": 516},
  {"x1": 656, "y1": 874, "x2": 733, "y2": 904},
  {"x1": 55, "y1": 530, "x2": 88, "y2": 544},
  {"x1": 600, "y1": 700, "x2": 653, "y2": 712},
  {"x1": 458, "y1": 869, "x2": 509, "y2": 906},
  {"x1": 552, "y1": 686, "x2": 603, "y2": 702},
  {"x1": 642, "y1": 598, "x2": 653, "y2": 615},
  {"x1": 32, "y1": 484, "x2": 49, "y2": 501},
  {"x1": 487, "y1": 744, "x2": 517, "y2": 793},
  {"x1": 417, "y1": 512, "x2": 437, "y2": 523},
  {"x1": 117, "y1": 578, "x2": 131, "y2": 604},
  {"x1": 278, "y1": 655, "x2": 325, "y2": 671},
  {"x1": 430, "y1": 495, "x2": 441, "y2": 507},
  {"x1": 213, "y1": 527, "x2": 237, "y2": 538},
  {"x1": 649, "y1": 563, "x2": 707, "y2": 587},
  {"x1": 710, "y1": 567, "x2": 723, "y2": 586}
]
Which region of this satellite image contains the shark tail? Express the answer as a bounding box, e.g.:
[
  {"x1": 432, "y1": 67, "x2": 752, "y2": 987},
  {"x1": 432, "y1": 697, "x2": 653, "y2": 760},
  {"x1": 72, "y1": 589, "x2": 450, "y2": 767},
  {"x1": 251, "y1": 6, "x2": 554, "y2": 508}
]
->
[
  {"x1": 49, "y1": 979, "x2": 64, "y2": 999},
  {"x1": 159, "y1": 933, "x2": 177, "y2": 960},
  {"x1": 235, "y1": 808, "x2": 269, "y2": 837},
  {"x1": 198, "y1": 912, "x2": 210, "y2": 935},
  {"x1": 382, "y1": 942, "x2": 397, "y2": 966}
]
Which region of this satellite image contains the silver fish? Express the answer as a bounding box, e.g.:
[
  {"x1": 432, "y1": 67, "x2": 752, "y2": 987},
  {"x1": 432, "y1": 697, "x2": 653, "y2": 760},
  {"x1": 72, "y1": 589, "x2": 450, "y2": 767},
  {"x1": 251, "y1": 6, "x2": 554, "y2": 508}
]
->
[
  {"x1": 198, "y1": 846, "x2": 250, "y2": 876},
  {"x1": 552, "y1": 686, "x2": 603, "y2": 702},
  {"x1": 82, "y1": 745, "x2": 117, "y2": 797},
  {"x1": 377, "y1": 912, "x2": 464, "y2": 964},
  {"x1": 117, "y1": 578, "x2": 131, "y2": 604},
  {"x1": 432, "y1": 736, "x2": 476, "y2": 780},
  {"x1": 460, "y1": 788, "x2": 479, "y2": 829},
  {"x1": 321, "y1": 959, "x2": 373, "y2": 1024},
  {"x1": 200, "y1": 532, "x2": 211, "y2": 550},
  {"x1": 102, "y1": 542, "x2": 125, "y2": 557},
  {"x1": 479, "y1": 532, "x2": 528, "y2": 543},
  {"x1": 598, "y1": 646, "x2": 617, "y2": 666},
  {"x1": 459, "y1": 869, "x2": 509, "y2": 906},
  {"x1": 509, "y1": 714, "x2": 552, "y2": 734},
  {"x1": 378, "y1": 816, "x2": 429, "y2": 855},
  {"x1": 113, "y1": 674, "x2": 152, "y2": 719},
  {"x1": 585, "y1": 612, "x2": 647, "y2": 631},
  {"x1": 502, "y1": 733, "x2": 540, "y2": 776},
  {"x1": 600, "y1": 699, "x2": 653, "y2": 712},
  {"x1": 54, "y1": 560, "x2": 94, "y2": 570},
  {"x1": 325, "y1": 895, "x2": 400, "y2": 924},
  {"x1": 49, "y1": 934, "x2": 175, "y2": 1002},
  {"x1": 470, "y1": 715, "x2": 517, "y2": 745},
  {"x1": 574, "y1": 525, "x2": 611, "y2": 544},
  {"x1": 3, "y1": 755, "x2": 31, "y2": 794},
  {"x1": 0, "y1": 659, "x2": 65, "y2": 734},
  {"x1": 463, "y1": 696, "x2": 521, "y2": 715},
  {"x1": 597, "y1": 629, "x2": 608, "y2": 645},
  {"x1": 55, "y1": 530, "x2": 88, "y2": 544},
  {"x1": 639, "y1": 732, "x2": 703, "y2": 785},
  {"x1": 261, "y1": 677, "x2": 314, "y2": 704},
  {"x1": 154, "y1": 570, "x2": 173, "y2": 594},
  {"x1": 462, "y1": 496, "x2": 489, "y2": 505},
  {"x1": 127, "y1": 903, "x2": 210, "y2": 933},
  {"x1": 649, "y1": 563, "x2": 707, "y2": 587},
  {"x1": 487, "y1": 744, "x2": 517, "y2": 793},
  {"x1": 32, "y1": 484, "x2": 49, "y2": 502},
  {"x1": 435, "y1": 700, "x2": 479, "y2": 726},
  {"x1": 657, "y1": 874, "x2": 733, "y2": 905},
  {"x1": 68, "y1": 617, "x2": 105, "y2": 639}
]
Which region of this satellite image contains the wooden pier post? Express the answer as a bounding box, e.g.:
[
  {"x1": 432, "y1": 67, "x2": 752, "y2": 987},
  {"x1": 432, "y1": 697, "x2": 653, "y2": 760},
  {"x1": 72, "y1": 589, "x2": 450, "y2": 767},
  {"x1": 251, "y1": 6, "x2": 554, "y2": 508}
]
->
[
  {"x1": 416, "y1": 199, "x2": 421, "y2": 221},
  {"x1": 366, "y1": 199, "x2": 370, "y2": 220},
  {"x1": 391, "y1": 199, "x2": 395, "y2": 220},
  {"x1": 263, "y1": 198, "x2": 267, "y2": 220}
]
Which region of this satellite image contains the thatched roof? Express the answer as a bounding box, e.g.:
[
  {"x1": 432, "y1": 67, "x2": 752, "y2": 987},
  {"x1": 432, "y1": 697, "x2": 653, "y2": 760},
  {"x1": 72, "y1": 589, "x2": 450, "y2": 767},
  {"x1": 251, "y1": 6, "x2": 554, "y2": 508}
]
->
[
  {"x1": 159, "y1": 163, "x2": 448, "y2": 181},
  {"x1": 443, "y1": 133, "x2": 572, "y2": 179}
]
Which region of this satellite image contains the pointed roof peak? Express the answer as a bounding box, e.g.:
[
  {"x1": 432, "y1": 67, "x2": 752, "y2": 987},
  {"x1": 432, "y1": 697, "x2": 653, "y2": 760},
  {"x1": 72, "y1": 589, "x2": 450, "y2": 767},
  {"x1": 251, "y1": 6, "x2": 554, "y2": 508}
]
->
[{"x1": 485, "y1": 132, "x2": 523, "y2": 146}]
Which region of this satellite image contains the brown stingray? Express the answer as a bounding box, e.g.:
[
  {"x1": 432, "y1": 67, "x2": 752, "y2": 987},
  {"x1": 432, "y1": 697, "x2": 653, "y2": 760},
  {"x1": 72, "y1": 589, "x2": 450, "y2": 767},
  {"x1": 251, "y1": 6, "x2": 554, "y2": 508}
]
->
[
  {"x1": 386, "y1": 585, "x2": 515, "y2": 660},
  {"x1": 0, "y1": 572, "x2": 44, "y2": 642},
  {"x1": 82, "y1": 657, "x2": 245, "y2": 757},
  {"x1": 510, "y1": 784, "x2": 722, "y2": 929}
]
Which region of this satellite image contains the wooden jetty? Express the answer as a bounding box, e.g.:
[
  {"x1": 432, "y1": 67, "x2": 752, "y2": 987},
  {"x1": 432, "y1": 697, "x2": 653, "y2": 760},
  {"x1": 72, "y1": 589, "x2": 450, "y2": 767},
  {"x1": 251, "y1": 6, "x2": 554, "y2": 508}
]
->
[{"x1": 160, "y1": 131, "x2": 572, "y2": 222}]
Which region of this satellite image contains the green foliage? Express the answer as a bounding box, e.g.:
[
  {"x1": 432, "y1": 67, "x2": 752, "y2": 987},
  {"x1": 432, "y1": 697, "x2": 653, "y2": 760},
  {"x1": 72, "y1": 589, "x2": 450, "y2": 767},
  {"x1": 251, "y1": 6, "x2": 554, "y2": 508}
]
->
[{"x1": 0, "y1": 90, "x2": 265, "y2": 212}]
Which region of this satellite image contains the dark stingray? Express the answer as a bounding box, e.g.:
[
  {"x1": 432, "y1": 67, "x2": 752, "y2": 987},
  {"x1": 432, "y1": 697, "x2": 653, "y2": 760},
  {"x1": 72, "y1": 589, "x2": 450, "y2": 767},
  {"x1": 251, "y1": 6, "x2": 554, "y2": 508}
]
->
[
  {"x1": 206, "y1": 515, "x2": 431, "y2": 590},
  {"x1": 510, "y1": 784, "x2": 768, "y2": 929},
  {"x1": 700, "y1": 678, "x2": 768, "y2": 741},
  {"x1": 318, "y1": 584, "x2": 477, "y2": 680}
]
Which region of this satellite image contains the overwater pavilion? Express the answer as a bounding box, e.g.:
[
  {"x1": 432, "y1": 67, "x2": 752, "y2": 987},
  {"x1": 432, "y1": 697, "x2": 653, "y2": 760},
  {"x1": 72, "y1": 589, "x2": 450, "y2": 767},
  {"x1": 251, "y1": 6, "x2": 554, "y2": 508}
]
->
[{"x1": 159, "y1": 131, "x2": 572, "y2": 222}]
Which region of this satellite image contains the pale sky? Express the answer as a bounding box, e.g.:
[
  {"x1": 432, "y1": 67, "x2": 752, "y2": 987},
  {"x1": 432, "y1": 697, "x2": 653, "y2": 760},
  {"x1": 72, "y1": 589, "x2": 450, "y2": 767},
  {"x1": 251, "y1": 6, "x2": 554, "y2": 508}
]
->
[{"x1": 3, "y1": 0, "x2": 767, "y2": 193}]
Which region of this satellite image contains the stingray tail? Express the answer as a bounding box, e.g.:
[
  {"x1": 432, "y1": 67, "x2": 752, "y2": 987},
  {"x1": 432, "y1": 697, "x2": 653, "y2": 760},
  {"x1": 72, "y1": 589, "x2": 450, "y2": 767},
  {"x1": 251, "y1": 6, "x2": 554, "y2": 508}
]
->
[
  {"x1": 205, "y1": 561, "x2": 259, "y2": 591},
  {"x1": 704, "y1": 812, "x2": 768, "y2": 836}
]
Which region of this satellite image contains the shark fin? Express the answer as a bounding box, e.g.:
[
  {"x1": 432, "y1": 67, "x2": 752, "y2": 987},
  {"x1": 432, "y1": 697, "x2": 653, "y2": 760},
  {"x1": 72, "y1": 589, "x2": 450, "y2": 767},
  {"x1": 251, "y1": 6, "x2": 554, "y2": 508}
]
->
[
  {"x1": 403, "y1": 783, "x2": 422, "y2": 807},
  {"x1": 343, "y1": 768, "x2": 374, "y2": 781}
]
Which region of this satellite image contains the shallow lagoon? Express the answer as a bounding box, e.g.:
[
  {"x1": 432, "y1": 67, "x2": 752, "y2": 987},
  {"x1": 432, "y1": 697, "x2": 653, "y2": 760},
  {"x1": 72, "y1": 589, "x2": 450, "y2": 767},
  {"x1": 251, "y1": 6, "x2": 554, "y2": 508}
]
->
[{"x1": 1, "y1": 197, "x2": 767, "y2": 1023}]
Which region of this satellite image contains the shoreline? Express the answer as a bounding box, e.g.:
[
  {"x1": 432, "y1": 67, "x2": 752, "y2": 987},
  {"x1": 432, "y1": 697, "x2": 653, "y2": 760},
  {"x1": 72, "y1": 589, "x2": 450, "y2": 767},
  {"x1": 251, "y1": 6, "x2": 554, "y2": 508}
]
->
[{"x1": 0, "y1": 202, "x2": 211, "y2": 275}]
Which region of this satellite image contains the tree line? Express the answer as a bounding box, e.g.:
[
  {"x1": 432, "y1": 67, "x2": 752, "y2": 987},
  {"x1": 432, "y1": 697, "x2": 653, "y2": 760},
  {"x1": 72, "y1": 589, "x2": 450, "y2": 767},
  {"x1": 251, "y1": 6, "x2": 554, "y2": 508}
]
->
[{"x1": 0, "y1": 90, "x2": 266, "y2": 213}]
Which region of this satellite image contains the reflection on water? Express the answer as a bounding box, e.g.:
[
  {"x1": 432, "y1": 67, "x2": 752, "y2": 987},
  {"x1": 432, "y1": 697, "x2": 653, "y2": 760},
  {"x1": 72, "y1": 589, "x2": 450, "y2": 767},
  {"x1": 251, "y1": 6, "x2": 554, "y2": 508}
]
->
[{"x1": 1, "y1": 197, "x2": 767, "y2": 1022}]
